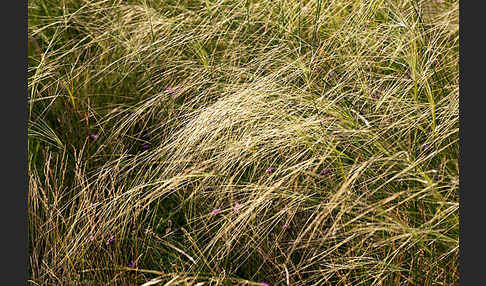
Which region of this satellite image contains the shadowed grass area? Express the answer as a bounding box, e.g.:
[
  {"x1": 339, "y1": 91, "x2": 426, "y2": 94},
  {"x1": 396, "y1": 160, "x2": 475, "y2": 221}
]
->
[{"x1": 28, "y1": 0, "x2": 458, "y2": 285}]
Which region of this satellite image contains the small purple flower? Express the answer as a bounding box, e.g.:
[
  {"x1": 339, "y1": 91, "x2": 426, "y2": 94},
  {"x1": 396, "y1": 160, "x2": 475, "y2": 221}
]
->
[
  {"x1": 86, "y1": 51, "x2": 91, "y2": 57},
  {"x1": 282, "y1": 224, "x2": 290, "y2": 230},
  {"x1": 128, "y1": 260, "x2": 135, "y2": 268},
  {"x1": 142, "y1": 144, "x2": 150, "y2": 150},
  {"x1": 423, "y1": 143, "x2": 429, "y2": 149},
  {"x1": 234, "y1": 202, "x2": 242, "y2": 212},
  {"x1": 89, "y1": 235, "x2": 95, "y2": 242},
  {"x1": 320, "y1": 168, "x2": 329, "y2": 175},
  {"x1": 375, "y1": 92, "x2": 381, "y2": 98},
  {"x1": 260, "y1": 283, "x2": 270, "y2": 286},
  {"x1": 106, "y1": 235, "x2": 115, "y2": 245},
  {"x1": 266, "y1": 167, "x2": 275, "y2": 174},
  {"x1": 211, "y1": 208, "x2": 221, "y2": 215},
  {"x1": 89, "y1": 134, "x2": 99, "y2": 140},
  {"x1": 165, "y1": 87, "x2": 175, "y2": 95}
]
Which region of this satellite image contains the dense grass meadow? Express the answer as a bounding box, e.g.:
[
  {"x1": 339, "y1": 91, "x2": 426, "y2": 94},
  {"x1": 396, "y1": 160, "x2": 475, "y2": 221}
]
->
[{"x1": 28, "y1": 0, "x2": 458, "y2": 285}]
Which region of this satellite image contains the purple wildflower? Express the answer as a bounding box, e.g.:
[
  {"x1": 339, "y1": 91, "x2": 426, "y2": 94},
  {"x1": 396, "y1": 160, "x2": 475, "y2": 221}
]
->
[
  {"x1": 282, "y1": 224, "x2": 290, "y2": 230},
  {"x1": 375, "y1": 92, "x2": 381, "y2": 98},
  {"x1": 89, "y1": 235, "x2": 95, "y2": 242},
  {"x1": 128, "y1": 260, "x2": 135, "y2": 268},
  {"x1": 86, "y1": 51, "x2": 91, "y2": 57},
  {"x1": 423, "y1": 143, "x2": 429, "y2": 149},
  {"x1": 266, "y1": 167, "x2": 275, "y2": 174},
  {"x1": 260, "y1": 283, "x2": 270, "y2": 286},
  {"x1": 89, "y1": 134, "x2": 99, "y2": 140},
  {"x1": 211, "y1": 208, "x2": 222, "y2": 215},
  {"x1": 106, "y1": 235, "x2": 115, "y2": 245},
  {"x1": 234, "y1": 202, "x2": 242, "y2": 212},
  {"x1": 320, "y1": 168, "x2": 329, "y2": 175},
  {"x1": 165, "y1": 87, "x2": 175, "y2": 95},
  {"x1": 142, "y1": 144, "x2": 150, "y2": 150}
]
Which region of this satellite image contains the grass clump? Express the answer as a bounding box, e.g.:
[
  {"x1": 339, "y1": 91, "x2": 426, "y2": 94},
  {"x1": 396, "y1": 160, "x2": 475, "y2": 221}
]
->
[{"x1": 28, "y1": 0, "x2": 458, "y2": 285}]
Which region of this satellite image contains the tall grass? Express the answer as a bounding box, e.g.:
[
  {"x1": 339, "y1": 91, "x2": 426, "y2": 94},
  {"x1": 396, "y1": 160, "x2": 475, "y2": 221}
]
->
[{"x1": 28, "y1": 0, "x2": 458, "y2": 285}]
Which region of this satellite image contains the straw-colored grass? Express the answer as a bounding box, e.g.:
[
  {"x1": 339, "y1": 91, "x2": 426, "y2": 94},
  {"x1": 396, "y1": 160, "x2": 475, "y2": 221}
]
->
[{"x1": 28, "y1": 0, "x2": 458, "y2": 285}]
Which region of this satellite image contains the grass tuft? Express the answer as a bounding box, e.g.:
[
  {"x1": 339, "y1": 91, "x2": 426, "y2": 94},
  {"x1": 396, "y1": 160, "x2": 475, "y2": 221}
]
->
[{"x1": 29, "y1": 0, "x2": 458, "y2": 285}]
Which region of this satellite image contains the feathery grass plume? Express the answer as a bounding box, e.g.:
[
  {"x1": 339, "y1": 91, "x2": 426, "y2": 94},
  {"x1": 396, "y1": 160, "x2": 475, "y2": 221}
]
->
[{"x1": 28, "y1": 0, "x2": 458, "y2": 284}]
